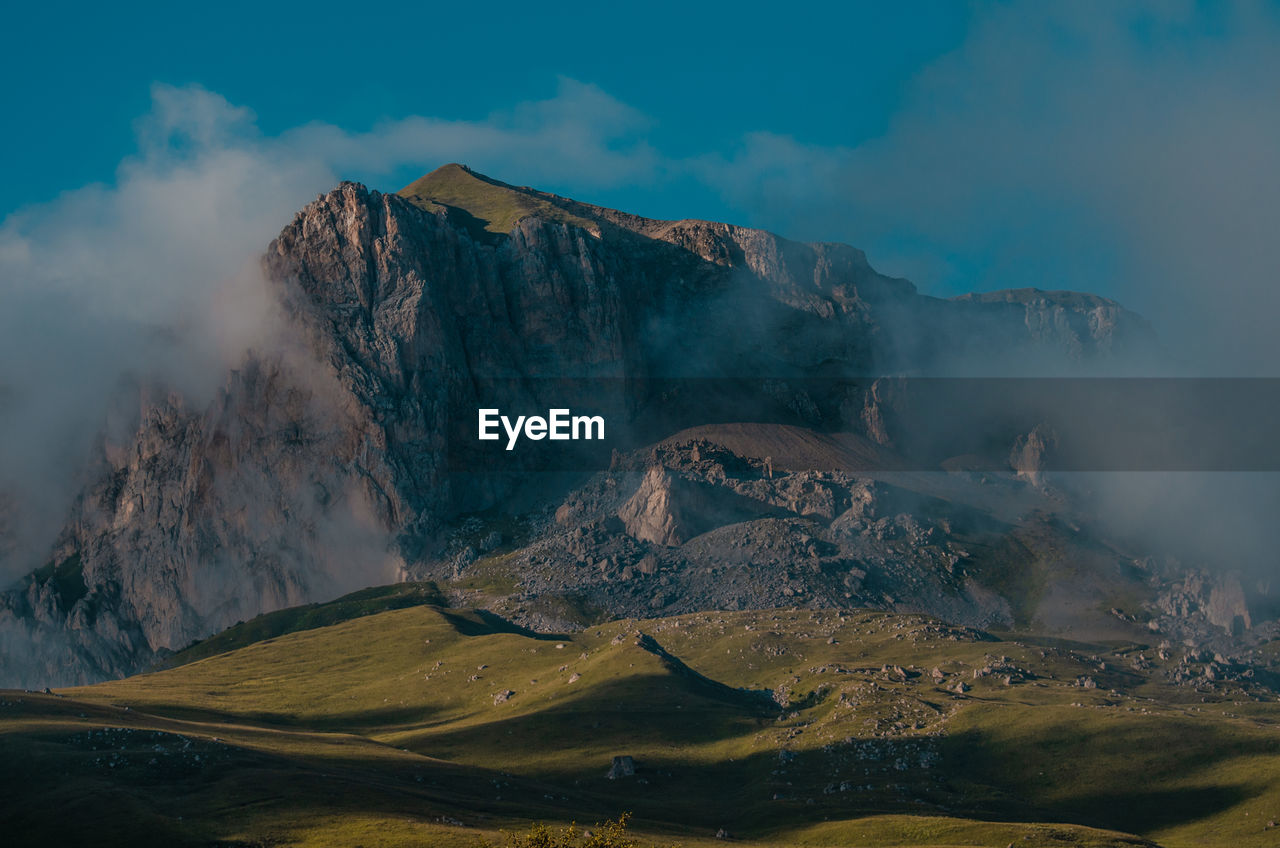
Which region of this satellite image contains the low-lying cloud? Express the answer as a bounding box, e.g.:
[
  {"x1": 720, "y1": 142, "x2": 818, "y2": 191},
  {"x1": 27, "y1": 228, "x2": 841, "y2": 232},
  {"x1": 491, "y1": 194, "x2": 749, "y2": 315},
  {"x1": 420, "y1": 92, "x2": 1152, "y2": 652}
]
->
[
  {"x1": 0, "y1": 78, "x2": 662, "y2": 578},
  {"x1": 694, "y1": 2, "x2": 1280, "y2": 376}
]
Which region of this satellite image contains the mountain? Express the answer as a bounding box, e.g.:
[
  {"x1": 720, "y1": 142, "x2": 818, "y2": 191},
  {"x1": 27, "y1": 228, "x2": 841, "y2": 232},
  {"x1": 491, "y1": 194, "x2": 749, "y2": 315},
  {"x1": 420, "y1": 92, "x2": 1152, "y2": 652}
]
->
[{"x1": 0, "y1": 164, "x2": 1193, "y2": 687}]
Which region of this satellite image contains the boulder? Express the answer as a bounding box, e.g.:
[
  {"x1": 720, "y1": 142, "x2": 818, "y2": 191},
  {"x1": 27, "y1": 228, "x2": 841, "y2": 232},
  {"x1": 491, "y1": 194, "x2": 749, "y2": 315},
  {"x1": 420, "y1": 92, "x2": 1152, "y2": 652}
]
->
[{"x1": 606, "y1": 755, "x2": 636, "y2": 779}]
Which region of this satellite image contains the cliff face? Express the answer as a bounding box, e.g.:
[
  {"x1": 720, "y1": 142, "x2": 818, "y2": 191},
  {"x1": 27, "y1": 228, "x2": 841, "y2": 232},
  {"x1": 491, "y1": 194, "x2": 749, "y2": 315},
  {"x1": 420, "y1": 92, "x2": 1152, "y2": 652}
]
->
[{"x1": 0, "y1": 167, "x2": 1154, "y2": 686}]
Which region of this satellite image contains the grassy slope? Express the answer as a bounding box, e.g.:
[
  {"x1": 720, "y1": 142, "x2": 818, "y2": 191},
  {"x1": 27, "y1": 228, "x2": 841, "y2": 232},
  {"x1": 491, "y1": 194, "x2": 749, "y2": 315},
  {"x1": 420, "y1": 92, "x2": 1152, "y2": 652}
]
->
[
  {"x1": 398, "y1": 164, "x2": 599, "y2": 236},
  {"x1": 161, "y1": 582, "x2": 447, "y2": 668},
  {"x1": 2, "y1": 600, "x2": 1279, "y2": 847}
]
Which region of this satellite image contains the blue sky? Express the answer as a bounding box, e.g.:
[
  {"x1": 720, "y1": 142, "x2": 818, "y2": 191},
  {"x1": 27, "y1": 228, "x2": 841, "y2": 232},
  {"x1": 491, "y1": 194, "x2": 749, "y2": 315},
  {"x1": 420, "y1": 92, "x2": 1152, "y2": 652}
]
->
[
  {"x1": 2, "y1": 1, "x2": 968, "y2": 221},
  {"x1": 4, "y1": 1, "x2": 1280, "y2": 371}
]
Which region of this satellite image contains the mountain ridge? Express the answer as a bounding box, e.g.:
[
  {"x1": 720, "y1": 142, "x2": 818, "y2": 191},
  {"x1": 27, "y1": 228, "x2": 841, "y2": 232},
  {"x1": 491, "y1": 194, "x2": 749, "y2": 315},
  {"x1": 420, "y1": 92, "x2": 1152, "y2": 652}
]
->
[{"x1": 0, "y1": 168, "x2": 1164, "y2": 687}]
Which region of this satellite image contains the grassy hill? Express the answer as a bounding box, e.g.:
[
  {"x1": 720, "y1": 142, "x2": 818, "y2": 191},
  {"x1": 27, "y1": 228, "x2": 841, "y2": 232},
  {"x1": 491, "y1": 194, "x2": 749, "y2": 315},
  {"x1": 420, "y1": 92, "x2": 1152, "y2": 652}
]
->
[
  {"x1": 2, "y1": 592, "x2": 1279, "y2": 847},
  {"x1": 159, "y1": 582, "x2": 447, "y2": 668},
  {"x1": 399, "y1": 164, "x2": 600, "y2": 237}
]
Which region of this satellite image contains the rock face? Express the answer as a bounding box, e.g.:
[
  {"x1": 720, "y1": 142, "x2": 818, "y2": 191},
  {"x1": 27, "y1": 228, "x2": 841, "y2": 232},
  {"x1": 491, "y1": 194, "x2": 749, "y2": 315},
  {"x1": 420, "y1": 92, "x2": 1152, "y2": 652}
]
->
[
  {"x1": 1158, "y1": 571, "x2": 1256, "y2": 637},
  {"x1": 1009, "y1": 425, "x2": 1058, "y2": 487},
  {"x1": 1, "y1": 165, "x2": 1158, "y2": 686},
  {"x1": 617, "y1": 467, "x2": 690, "y2": 547},
  {"x1": 948, "y1": 289, "x2": 1138, "y2": 358},
  {"x1": 617, "y1": 464, "x2": 774, "y2": 547}
]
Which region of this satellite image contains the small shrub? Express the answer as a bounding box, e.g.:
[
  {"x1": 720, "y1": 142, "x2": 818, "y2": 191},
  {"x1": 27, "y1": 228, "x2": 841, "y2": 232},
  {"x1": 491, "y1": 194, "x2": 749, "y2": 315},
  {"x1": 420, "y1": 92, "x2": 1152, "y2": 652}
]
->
[{"x1": 490, "y1": 814, "x2": 674, "y2": 848}]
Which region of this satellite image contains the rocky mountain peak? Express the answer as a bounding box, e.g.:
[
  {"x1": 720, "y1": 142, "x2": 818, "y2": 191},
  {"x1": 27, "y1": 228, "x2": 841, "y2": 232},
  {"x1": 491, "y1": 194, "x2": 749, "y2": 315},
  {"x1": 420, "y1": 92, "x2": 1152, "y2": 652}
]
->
[{"x1": 0, "y1": 168, "x2": 1169, "y2": 687}]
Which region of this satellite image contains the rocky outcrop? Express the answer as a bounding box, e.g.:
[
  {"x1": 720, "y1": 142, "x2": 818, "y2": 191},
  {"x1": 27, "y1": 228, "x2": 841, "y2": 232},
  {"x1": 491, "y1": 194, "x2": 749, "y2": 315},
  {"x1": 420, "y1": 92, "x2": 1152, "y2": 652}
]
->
[
  {"x1": 948, "y1": 288, "x2": 1147, "y2": 363},
  {"x1": 1009, "y1": 425, "x2": 1058, "y2": 487},
  {"x1": 617, "y1": 467, "x2": 689, "y2": 547},
  {"x1": 1207, "y1": 575, "x2": 1253, "y2": 634},
  {"x1": 617, "y1": 464, "x2": 775, "y2": 547},
  {"x1": 1157, "y1": 570, "x2": 1255, "y2": 637}
]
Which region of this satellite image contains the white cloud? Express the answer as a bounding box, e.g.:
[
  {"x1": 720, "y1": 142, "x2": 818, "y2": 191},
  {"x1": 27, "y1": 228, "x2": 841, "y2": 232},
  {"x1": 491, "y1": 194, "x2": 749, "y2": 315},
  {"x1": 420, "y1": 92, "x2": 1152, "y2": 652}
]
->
[
  {"x1": 281, "y1": 76, "x2": 660, "y2": 189},
  {"x1": 0, "y1": 77, "x2": 663, "y2": 577},
  {"x1": 689, "y1": 2, "x2": 1280, "y2": 373}
]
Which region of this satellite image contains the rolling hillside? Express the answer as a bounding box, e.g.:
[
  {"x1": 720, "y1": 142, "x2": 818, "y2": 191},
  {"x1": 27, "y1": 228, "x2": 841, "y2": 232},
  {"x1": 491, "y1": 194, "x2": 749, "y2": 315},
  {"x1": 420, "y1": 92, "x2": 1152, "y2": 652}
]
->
[{"x1": 3, "y1": 588, "x2": 1278, "y2": 846}]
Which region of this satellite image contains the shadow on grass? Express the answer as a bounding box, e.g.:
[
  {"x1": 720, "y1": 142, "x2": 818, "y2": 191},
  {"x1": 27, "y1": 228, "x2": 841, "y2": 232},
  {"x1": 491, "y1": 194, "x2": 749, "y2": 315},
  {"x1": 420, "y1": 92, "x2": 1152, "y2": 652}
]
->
[
  {"x1": 940, "y1": 715, "x2": 1272, "y2": 834},
  {"x1": 0, "y1": 714, "x2": 615, "y2": 848},
  {"x1": 2, "y1": 686, "x2": 1266, "y2": 846},
  {"x1": 440, "y1": 607, "x2": 569, "y2": 641},
  {"x1": 110, "y1": 700, "x2": 450, "y2": 733}
]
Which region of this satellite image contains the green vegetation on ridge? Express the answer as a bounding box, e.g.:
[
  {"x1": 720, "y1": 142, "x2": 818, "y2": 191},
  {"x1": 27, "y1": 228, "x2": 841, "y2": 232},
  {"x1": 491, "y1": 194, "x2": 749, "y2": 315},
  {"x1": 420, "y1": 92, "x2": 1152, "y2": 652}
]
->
[
  {"x1": 399, "y1": 163, "x2": 599, "y2": 236},
  {"x1": 161, "y1": 581, "x2": 447, "y2": 668}
]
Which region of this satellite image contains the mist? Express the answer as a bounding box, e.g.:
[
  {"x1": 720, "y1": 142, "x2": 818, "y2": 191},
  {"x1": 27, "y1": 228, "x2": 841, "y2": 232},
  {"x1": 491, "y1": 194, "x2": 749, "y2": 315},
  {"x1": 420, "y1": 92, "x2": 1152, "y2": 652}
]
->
[
  {"x1": 674, "y1": 2, "x2": 1280, "y2": 591},
  {"x1": 0, "y1": 87, "x2": 323, "y2": 578},
  {"x1": 0, "y1": 79, "x2": 660, "y2": 582},
  {"x1": 692, "y1": 2, "x2": 1280, "y2": 377}
]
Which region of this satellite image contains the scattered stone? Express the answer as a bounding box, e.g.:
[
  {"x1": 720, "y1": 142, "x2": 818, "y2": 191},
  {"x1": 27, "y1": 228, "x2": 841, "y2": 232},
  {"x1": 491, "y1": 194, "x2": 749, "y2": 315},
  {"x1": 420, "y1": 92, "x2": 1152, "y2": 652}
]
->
[{"x1": 606, "y1": 755, "x2": 636, "y2": 779}]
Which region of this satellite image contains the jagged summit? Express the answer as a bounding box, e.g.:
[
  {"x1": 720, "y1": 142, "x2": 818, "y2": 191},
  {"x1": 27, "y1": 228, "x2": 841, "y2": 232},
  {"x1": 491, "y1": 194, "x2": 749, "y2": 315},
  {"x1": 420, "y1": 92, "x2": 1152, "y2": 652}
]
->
[
  {"x1": 399, "y1": 161, "x2": 694, "y2": 239},
  {"x1": 395, "y1": 164, "x2": 928, "y2": 313}
]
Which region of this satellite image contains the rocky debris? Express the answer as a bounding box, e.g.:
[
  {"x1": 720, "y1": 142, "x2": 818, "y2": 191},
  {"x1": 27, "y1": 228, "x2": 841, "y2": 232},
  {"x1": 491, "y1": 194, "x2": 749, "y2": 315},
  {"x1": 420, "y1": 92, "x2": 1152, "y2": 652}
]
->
[
  {"x1": 478, "y1": 436, "x2": 1030, "y2": 632},
  {"x1": 971, "y1": 655, "x2": 1033, "y2": 684},
  {"x1": 493, "y1": 689, "x2": 514, "y2": 705},
  {"x1": 1166, "y1": 650, "x2": 1270, "y2": 691},
  {"x1": 882, "y1": 664, "x2": 911, "y2": 683},
  {"x1": 67, "y1": 727, "x2": 235, "y2": 775},
  {"x1": 606, "y1": 755, "x2": 636, "y2": 779}
]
